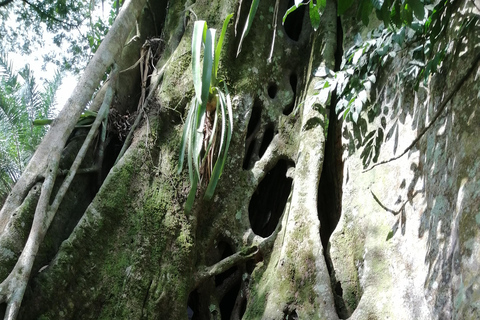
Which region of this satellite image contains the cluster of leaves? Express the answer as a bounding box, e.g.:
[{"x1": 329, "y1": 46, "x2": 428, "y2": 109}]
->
[
  {"x1": 0, "y1": 52, "x2": 60, "y2": 205},
  {"x1": 178, "y1": 15, "x2": 234, "y2": 213},
  {"x1": 310, "y1": 0, "x2": 476, "y2": 168},
  {"x1": 87, "y1": 1, "x2": 122, "y2": 54},
  {"x1": 0, "y1": 0, "x2": 117, "y2": 73}
]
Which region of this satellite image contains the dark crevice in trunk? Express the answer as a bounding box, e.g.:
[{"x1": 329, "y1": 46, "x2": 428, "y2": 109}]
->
[
  {"x1": 268, "y1": 83, "x2": 278, "y2": 99},
  {"x1": 317, "y1": 16, "x2": 349, "y2": 319},
  {"x1": 283, "y1": 308, "x2": 298, "y2": 320},
  {"x1": 189, "y1": 241, "x2": 243, "y2": 320},
  {"x1": 249, "y1": 159, "x2": 294, "y2": 237},
  {"x1": 283, "y1": 73, "x2": 297, "y2": 115},
  {"x1": 219, "y1": 280, "x2": 241, "y2": 320},
  {"x1": 215, "y1": 242, "x2": 237, "y2": 287},
  {"x1": 187, "y1": 289, "x2": 201, "y2": 320},
  {"x1": 284, "y1": 0, "x2": 305, "y2": 41}
]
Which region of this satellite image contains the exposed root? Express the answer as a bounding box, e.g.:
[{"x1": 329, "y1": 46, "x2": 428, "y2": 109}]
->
[
  {"x1": 0, "y1": 73, "x2": 118, "y2": 320},
  {"x1": 194, "y1": 245, "x2": 257, "y2": 287}
]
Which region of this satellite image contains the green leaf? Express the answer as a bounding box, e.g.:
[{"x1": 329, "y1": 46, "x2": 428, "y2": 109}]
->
[
  {"x1": 338, "y1": 0, "x2": 355, "y2": 15},
  {"x1": 359, "y1": 0, "x2": 374, "y2": 26},
  {"x1": 409, "y1": 0, "x2": 425, "y2": 20},
  {"x1": 391, "y1": 0, "x2": 402, "y2": 27},
  {"x1": 402, "y1": 3, "x2": 414, "y2": 25},
  {"x1": 283, "y1": 3, "x2": 308, "y2": 25},
  {"x1": 318, "y1": 0, "x2": 327, "y2": 10},
  {"x1": 237, "y1": 0, "x2": 260, "y2": 56},
  {"x1": 201, "y1": 28, "x2": 215, "y2": 107},
  {"x1": 283, "y1": 5, "x2": 299, "y2": 24},
  {"x1": 309, "y1": 1, "x2": 321, "y2": 31},
  {"x1": 76, "y1": 116, "x2": 96, "y2": 126},
  {"x1": 375, "y1": 0, "x2": 391, "y2": 26},
  {"x1": 184, "y1": 175, "x2": 198, "y2": 213},
  {"x1": 205, "y1": 87, "x2": 233, "y2": 200},
  {"x1": 386, "y1": 229, "x2": 394, "y2": 241},
  {"x1": 32, "y1": 119, "x2": 53, "y2": 126},
  {"x1": 214, "y1": 13, "x2": 234, "y2": 80},
  {"x1": 177, "y1": 100, "x2": 196, "y2": 174},
  {"x1": 192, "y1": 21, "x2": 207, "y2": 103},
  {"x1": 190, "y1": 101, "x2": 201, "y2": 182},
  {"x1": 193, "y1": 109, "x2": 205, "y2": 181},
  {"x1": 80, "y1": 110, "x2": 98, "y2": 118}
]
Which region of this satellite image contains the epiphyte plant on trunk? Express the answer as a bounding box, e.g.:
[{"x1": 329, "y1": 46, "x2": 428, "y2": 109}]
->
[{"x1": 177, "y1": 14, "x2": 234, "y2": 213}]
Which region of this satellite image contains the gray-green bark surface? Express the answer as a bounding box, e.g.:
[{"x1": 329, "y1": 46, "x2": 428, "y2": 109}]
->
[{"x1": 0, "y1": 0, "x2": 479, "y2": 319}]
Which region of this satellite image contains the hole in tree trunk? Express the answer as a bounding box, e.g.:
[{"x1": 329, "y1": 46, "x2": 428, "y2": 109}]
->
[
  {"x1": 239, "y1": 297, "x2": 247, "y2": 318},
  {"x1": 268, "y1": 83, "x2": 278, "y2": 99},
  {"x1": 101, "y1": 135, "x2": 123, "y2": 182},
  {"x1": 187, "y1": 289, "x2": 199, "y2": 320},
  {"x1": 249, "y1": 159, "x2": 294, "y2": 237},
  {"x1": 283, "y1": 0, "x2": 305, "y2": 41},
  {"x1": 220, "y1": 281, "x2": 241, "y2": 320},
  {"x1": 283, "y1": 73, "x2": 298, "y2": 115},
  {"x1": 283, "y1": 308, "x2": 298, "y2": 320},
  {"x1": 215, "y1": 242, "x2": 237, "y2": 287}
]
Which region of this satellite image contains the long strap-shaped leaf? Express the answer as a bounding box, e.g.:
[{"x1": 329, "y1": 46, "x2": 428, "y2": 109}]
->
[
  {"x1": 201, "y1": 28, "x2": 215, "y2": 109},
  {"x1": 189, "y1": 101, "x2": 200, "y2": 182},
  {"x1": 214, "y1": 13, "x2": 234, "y2": 80},
  {"x1": 237, "y1": 0, "x2": 260, "y2": 56},
  {"x1": 177, "y1": 99, "x2": 196, "y2": 174},
  {"x1": 205, "y1": 86, "x2": 233, "y2": 199},
  {"x1": 192, "y1": 28, "x2": 216, "y2": 180},
  {"x1": 192, "y1": 21, "x2": 207, "y2": 103}
]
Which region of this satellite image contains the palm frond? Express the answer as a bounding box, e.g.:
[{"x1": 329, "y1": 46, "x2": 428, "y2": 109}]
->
[{"x1": 0, "y1": 51, "x2": 19, "y2": 91}]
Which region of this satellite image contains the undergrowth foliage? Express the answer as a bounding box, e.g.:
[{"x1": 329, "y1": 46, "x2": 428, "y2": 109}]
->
[
  {"x1": 0, "y1": 52, "x2": 60, "y2": 204},
  {"x1": 177, "y1": 15, "x2": 234, "y2": 213}
]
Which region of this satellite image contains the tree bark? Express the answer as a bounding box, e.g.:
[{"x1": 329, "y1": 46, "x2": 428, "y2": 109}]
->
[{"x1": 1, "y1": 0, "x2": 480, "y2": 319}]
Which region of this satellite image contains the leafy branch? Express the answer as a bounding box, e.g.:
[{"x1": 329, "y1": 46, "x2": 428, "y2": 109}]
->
[{"x1": 364, "y1": 50, "x2": 480, "y2": 172}]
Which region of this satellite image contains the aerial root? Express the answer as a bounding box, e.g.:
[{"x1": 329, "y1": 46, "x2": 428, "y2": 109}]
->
[
  {"x1": 0, "y1": 73, "x2": 119, "y2": 320},
  {"x1": 194, "y1": 245, "x2": 258, "y2": 287}
]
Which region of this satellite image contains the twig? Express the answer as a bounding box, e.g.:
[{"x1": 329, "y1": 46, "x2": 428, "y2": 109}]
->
[
  {"x1": 234, "y1": 0, "x2": 243, "y2": 36},
  {"x1": 125, "y1": 21, "x2": 140, "y2": 46},
  {"x1": 364, "y1": 51, "x2": 480, "y2": 172},
  {"x1": 22, "y1": 0, "x2": 81, "y2": 29},
  {"x1": 267, "y1": 0, "x2": 280, "y2": 64}
]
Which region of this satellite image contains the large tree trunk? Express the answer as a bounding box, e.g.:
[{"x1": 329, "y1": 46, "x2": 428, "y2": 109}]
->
[{"x1": 1, "y1": 0, "x2": 479, "y2": 319}]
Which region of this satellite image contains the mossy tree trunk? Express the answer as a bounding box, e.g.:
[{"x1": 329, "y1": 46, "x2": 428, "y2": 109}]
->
[
  {"x1": 1, "y1": 0, "x2": 479, "y2": 319},
  {"x1": 1, "y1": 0, "x2": 343, "y2": 318}
]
